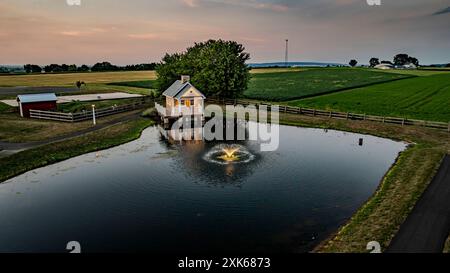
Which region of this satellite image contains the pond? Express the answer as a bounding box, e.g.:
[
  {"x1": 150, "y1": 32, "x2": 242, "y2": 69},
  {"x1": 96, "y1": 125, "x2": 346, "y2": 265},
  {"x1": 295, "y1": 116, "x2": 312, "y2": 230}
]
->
[{"x1": 0, "y1": 123, "x2": 407, "y2": 253}]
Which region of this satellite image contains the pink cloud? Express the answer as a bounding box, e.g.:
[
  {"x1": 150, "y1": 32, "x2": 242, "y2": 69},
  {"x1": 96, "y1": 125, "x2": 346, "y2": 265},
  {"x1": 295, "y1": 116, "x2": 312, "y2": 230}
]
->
[
  {"x1": 128, "y1": 33, "x2": 158, "y2": 40},
  {"x1": 60, "y1": 31, "x2": 83, "y2": 37},
  {"x1": 182, "y1": 0, "x2": 198, "y2": 8}
]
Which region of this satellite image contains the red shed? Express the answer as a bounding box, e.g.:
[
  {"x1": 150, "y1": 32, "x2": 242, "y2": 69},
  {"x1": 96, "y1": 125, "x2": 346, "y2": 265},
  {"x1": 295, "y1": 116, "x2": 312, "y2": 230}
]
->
[{"x1": 17, "y1": 93, "x2": 58, "y2": 117}]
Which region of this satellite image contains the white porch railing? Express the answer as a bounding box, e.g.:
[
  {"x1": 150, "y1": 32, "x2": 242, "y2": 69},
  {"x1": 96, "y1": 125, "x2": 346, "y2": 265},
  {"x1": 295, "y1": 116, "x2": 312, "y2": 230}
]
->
[{"x1": 155, "y1": 102, "x2": 203, "y2": 117}]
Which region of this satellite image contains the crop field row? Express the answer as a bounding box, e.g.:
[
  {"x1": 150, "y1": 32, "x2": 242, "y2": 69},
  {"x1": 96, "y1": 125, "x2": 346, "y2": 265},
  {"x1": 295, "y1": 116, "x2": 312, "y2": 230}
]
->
[
  {"x1": 288, "y1": 74, "x2": 450, "y2": 122},
  {"x1": 244, "y1": 68, "x2": 412, "y2": 101}
]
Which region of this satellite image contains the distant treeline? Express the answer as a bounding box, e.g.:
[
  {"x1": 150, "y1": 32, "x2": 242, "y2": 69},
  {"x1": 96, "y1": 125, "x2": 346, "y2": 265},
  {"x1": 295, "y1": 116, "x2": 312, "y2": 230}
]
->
[{"x1": 21, "y1": 62, "x2": 157, "y2": 73}]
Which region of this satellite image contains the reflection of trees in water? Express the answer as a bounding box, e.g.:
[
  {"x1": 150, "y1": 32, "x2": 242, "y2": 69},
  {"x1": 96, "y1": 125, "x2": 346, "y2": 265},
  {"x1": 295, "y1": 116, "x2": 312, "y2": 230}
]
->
[{"x1": 157, "y1": 120, "x2": 267, "y2": 187}]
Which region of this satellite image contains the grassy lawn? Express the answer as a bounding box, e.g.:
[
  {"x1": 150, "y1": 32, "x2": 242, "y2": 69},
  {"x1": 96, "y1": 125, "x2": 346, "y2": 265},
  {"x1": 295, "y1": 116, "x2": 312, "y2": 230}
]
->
[
  {"x1": 58, "y1": 98, "x2": 145, "y2": 113},
  {"x1": 288, "y1": 73, "x2": 450, "y2": 122},
  {"x1": 277, "y1": 112, "x2": 449, "y2": 253},
  {"x1": 0, "y1": 102, "x2": 13, "y2": 113},
  {"x1": 0, "y1": 71, "x2": 157, "y2": 87},
  {"x1": 244, "y1": 68, "x2": 411, "y2": 101},
  {"x1": 0, "y1": 110, "x2": 143, "y2": 143},
  {"x1": 0, "y1": 118, "x2": 153, "y2": 183}
]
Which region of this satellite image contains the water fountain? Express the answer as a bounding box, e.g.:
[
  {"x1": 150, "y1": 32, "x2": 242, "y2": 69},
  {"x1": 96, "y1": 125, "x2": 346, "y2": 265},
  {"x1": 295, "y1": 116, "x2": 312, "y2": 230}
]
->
[{"x1": 203, "y1": 144, "x2": 255, "y2": 165}]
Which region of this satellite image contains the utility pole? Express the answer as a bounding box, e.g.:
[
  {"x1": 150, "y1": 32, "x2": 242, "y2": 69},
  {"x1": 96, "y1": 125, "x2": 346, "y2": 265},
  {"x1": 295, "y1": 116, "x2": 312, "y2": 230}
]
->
[{"x1": 285, "y1": 39, "x2": 289, "y2": 68}]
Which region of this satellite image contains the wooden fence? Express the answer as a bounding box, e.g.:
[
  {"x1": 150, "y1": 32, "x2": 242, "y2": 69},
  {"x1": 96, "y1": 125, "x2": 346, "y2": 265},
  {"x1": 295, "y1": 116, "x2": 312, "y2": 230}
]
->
[
  {"x1": 206, "y1": 98, "x2": 450, "y2": 132},
  {"x1": 30, "y1": 99, "x2": 150, "y2": 123}
]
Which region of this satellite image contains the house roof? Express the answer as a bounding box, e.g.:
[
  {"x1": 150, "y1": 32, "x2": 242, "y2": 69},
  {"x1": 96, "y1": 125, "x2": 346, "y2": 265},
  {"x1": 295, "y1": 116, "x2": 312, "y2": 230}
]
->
[
  {"x1": 162, "y1": 80, "x2": 205, "y2": 99},
  {"x1": 17, "y1": 93, "x2": 57, "y2": 103}
]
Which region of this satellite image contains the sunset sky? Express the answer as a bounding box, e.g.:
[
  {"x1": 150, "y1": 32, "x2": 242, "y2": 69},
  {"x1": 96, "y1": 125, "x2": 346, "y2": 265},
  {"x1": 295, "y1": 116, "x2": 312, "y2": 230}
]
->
[{"x1": 0, "y1": 0, "x2": 449, "y2": 65}]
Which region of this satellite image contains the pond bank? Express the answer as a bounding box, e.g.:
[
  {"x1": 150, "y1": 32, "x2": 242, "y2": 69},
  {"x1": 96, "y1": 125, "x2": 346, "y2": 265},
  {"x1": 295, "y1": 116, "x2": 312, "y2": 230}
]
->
[
  {"x1": 386, "y1": 154, "x2": 450, "y2": 253},
  {"x1": 277, "y1": 112, "x2": 449, "y2": 253},
  {"x1": 0, "y1": 110, "x2": 448, "y2": 253},
  {"x1": 0, "y1": 117, "x2": 153, "y2": 183}
]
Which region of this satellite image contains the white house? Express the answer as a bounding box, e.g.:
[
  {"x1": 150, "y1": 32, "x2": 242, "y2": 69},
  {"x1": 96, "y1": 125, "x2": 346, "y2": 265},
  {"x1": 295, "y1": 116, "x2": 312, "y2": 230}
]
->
[
  {"x1": 156, "y1": 75, "x2": 206, "y2": 120},
  {"x1": 397, "y1": 63, "x2": 418, "y2": 69},
  {"x1": 374, "y1": 64, "x2": 394, "y2": 70}
]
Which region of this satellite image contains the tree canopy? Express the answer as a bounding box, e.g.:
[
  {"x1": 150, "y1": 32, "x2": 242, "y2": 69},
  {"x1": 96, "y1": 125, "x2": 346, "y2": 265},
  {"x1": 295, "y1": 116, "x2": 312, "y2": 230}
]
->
[
  {"x1": 394, "y1": 54, "x2": 419, "y2": 66},
  {"x1": 369, "y1": 58, "x2": 380, "y2": 67},
  {"x1": 155, "y1": 39, "x2": 251, "y2": 98},
  {"x1": 349, "y1": 59, "x2": 358, "y2": 67}
]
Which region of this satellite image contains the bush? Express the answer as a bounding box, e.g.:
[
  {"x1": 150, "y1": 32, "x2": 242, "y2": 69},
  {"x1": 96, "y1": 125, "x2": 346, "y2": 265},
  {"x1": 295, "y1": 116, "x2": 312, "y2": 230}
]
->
[{"x1": 141, "y1": 107, "x2": 158, "y2": 118}]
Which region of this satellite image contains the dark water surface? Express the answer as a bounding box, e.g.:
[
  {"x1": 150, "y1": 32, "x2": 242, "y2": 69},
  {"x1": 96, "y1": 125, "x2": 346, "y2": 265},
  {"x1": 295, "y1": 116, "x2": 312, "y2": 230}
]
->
[{"x1": 0, "y1": 124, "x2": 406, "y2": 253}]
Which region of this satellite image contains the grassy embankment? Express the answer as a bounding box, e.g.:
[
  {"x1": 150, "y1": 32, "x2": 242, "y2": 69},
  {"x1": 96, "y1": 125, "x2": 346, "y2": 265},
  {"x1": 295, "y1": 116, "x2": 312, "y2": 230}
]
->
[
  {"x1": 244, "y1": 68, "x2": 412, "y2": 101},
  {"x1": 0, "y1": 117, "x2": 153, "y2": 183},
  {"x1": 275, "y1": 112, "x2": 449, "y2": 253},
  {"x1": 444, "y1": 236, "x2": 450, "y2": 253},
  {"x1": 288, "y1": 73, "x2": 450, "y2": 122}
]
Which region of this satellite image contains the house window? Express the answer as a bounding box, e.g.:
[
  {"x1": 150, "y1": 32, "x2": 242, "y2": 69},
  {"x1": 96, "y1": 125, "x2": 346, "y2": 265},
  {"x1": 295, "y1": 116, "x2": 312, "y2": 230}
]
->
[
  {"x1": 190, "y1": 99, "x2": 195, "y2": 106},
  {"x1": 181, "y1": 100, "x2": 185, "y2": 106}
]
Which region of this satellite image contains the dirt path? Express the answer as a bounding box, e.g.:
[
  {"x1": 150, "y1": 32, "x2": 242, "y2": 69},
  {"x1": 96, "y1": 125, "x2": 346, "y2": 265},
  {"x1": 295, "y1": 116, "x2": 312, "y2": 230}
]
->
[
  {"x1": 0, "y1": 111, "x2": 142, "y2": 158},
  {"x1": 387, "y1": 155, "x2": 450, "y2": 253}
]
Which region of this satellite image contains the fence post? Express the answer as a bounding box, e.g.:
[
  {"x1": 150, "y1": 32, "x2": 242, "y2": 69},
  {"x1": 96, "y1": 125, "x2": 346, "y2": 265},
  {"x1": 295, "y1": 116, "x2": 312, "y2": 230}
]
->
[
  {"x1": 329, "y1": 111, "x2": 332, "y2": 118},
  {"x1": 402, "y1": 118, "x2": 405, "y2": 126},
  {"x1": 313, "y1": 109, "x2": 316, "y2": 116},
  {"x1": 346, "y1": 112, "x2": 349, "y2": 120},
  {"x1": 448, "y1": 122, "x2": 450, "y2": 133}
]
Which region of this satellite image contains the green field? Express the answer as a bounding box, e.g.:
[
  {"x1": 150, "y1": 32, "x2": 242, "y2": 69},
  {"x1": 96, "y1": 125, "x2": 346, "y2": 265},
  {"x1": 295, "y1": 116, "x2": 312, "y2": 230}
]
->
[
  {"x1": 58, "y1": 98, "x2": 144, "y2": 113},
  {"x1": 244, "y1": 68, "x2": 411, "y2": 101},
  {"x1": 288, "y1": 74, "x2": 450, "y2": 122}
]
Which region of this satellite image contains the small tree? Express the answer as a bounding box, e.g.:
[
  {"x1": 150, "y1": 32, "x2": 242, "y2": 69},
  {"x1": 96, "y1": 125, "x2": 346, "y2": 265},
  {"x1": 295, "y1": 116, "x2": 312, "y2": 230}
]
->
[
  {"x1": 349, "y1": 59, "x2": 358, "y2": 67},
  {"x1": 76, "y1": 81, "x2": 85, "y2": 91},
  {"x1": 369, "y1": 58, "x2": 380, "y2": 67}
]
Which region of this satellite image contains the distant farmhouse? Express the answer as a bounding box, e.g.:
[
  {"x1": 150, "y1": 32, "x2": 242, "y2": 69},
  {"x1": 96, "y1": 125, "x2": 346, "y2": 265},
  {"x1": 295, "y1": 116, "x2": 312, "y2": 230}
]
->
[{"x1": 375, "y1": 63, "x2": 417, "y2": 70}]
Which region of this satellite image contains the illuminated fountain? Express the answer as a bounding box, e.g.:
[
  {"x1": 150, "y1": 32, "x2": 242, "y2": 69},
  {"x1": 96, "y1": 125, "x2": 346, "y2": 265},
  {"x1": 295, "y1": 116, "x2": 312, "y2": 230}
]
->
[
  {"x1": 203, "y1": 144, "x2": 255, "y2": 165},
  {"x1": 219, "y1": 147, "x2": 240, "y2": 162}
]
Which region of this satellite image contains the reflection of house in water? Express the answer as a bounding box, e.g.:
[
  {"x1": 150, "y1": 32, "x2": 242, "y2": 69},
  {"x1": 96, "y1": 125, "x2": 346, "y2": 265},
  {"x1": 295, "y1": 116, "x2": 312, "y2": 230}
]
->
[{"x1": 158, "y1": 124, "x2": 204, "y2": 143}]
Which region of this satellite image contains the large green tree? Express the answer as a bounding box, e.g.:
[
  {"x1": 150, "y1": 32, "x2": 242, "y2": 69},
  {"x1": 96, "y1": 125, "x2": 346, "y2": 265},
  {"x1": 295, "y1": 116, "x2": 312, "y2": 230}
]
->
[{"x1": 156, "y1": 39, "x2": 251, "y2": 98}]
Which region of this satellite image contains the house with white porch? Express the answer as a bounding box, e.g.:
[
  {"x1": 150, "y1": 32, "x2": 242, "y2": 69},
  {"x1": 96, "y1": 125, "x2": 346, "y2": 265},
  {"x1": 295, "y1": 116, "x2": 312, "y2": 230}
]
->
[{"x1": 156, "y1": 75, "x2": 206, "y2": 122}]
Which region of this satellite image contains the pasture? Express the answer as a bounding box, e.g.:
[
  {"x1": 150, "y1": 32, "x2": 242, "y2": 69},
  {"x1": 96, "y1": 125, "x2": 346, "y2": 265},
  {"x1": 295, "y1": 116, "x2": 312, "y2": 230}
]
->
[
  {"x1": 288, "y1": 74, "x2": 450, "y2": 122},
  {"x1": 244, "y1": 68, "x2": 411, "y2": 101}
]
